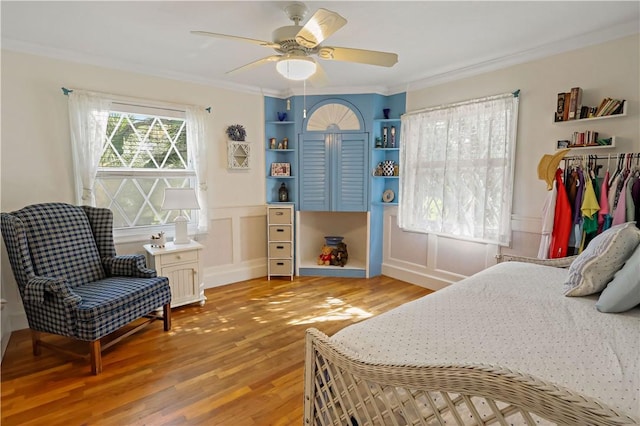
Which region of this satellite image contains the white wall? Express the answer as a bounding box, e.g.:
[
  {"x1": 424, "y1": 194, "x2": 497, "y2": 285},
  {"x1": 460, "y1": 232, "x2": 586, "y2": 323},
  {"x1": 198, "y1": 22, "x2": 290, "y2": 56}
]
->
[
  {"x1": 1, "y1": 50, "x2": 269, "y2": 333},
  {"x1": 383, "y1": 34, "x2": 640, "y2": 289}
]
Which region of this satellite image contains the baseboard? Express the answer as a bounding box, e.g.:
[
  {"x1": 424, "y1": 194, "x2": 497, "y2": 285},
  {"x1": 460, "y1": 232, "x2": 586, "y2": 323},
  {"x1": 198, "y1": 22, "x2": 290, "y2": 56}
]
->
[
  {"x1": 381, "y1": 263, "x2": 455, "y2": 291},
  {"x1": 203, "y1": 261, "x2": 267, "y2": 289}
]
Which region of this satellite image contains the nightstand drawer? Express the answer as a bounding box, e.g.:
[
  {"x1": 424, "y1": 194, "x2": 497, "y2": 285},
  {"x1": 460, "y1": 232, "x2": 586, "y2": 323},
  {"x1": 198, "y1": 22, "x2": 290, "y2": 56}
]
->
[
  {"x1": 268, "y1": 225, "x2": 291, "y2": 241},
  {"x1": 269, "y1": 242, "x2": 291, "y2": 257},
  {"x1": 269, "y1": 259, "x2": 292, "y2": 275},
  {"x1": 268, "y1": 207, "x2": 292, "y2": 224},
  {"x1": 159, "y1": 250, "x2": 198, "y2": 265}
]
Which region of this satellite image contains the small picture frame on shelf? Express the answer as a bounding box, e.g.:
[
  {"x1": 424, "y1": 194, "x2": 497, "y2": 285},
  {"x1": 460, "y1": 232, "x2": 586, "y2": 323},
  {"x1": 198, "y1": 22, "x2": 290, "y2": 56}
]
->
[
  {"x1": 271, "y1": 162, "x2": 290, "y2": 176},
  {"x1": 557, "y1": 140, "x2": 570, "y2": 149}
]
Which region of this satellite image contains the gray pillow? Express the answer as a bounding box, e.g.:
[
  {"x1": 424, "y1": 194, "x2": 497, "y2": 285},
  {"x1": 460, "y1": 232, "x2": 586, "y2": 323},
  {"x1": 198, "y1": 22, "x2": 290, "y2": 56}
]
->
[
  {"x1": 596, "y1": 244, "x2": 640, "y2": 313},
  {"x1": 564, "y1": 222, "x2": 640, "y2": 296}
]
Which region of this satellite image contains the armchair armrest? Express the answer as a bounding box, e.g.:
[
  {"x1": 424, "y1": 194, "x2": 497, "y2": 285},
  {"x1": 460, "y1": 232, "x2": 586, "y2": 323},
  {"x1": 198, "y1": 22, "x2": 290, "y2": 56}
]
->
[
  {"x1": 25, "y1": 277, "x2": 82, "y2": 306},
  {"x1": 103, "y1": 254, "x2": 157, "y2": 278},
  {"x1": 496, "y1": 254, "x2": 578, "y2": 268}
]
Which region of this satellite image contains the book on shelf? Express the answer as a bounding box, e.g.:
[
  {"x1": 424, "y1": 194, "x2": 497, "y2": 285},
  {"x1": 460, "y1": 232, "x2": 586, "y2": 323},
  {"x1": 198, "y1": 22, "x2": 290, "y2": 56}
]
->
[
  {"x1": 555, "y1": 93, "x2": 565, "y2": 122},
  {"x1": 568, "y1": 87, "x2": 582, "y2": 120},
  {"x1": 563, "y1": 92, "x2": 571, "y2": 121},
  {"x1": 595, "y1": 98, "x2": 624, "y2": 117}
]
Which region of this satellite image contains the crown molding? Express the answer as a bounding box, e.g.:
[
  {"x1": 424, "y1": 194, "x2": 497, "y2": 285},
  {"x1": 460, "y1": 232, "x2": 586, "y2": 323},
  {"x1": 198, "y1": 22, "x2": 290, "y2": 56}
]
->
[{"x1": 393, "y1": 19, "x2": 639, "y2": 94}]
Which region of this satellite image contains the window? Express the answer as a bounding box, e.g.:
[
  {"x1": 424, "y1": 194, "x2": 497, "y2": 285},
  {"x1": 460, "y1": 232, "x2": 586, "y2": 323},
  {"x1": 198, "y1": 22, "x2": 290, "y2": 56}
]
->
[
  {"x1": 68, "y1": 90, "x2": 208, "y2": 240},
  {"x1": 398, "y1": 92, "x2": 519, "y2": 245}
]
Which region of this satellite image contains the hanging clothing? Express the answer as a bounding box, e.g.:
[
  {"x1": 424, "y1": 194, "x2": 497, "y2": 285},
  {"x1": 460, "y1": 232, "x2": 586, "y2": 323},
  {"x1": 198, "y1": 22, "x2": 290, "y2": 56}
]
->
[
  {"x1": 599, "y1": 170, "x2": 612, "y2": 232},
  {"x1": 568, "y1": 169, "x2": 585, "y2": 255},
  {"x1": 633, "y1": 178, "x2": 640, "y2": 224},
  {"x1": 549, "y1": 168, "x2": 572, "y2": 259},
  {"x1": 625, "y1": 175, "x2": 638, "y2": 223},
  {"x1": 612, "y1": 172, "x2": 630, "y2": 226},
  {"x1": 581, "y1": 174, "x2": 600, "y2": 235},
  {"x1": 538, "y1": 183, "x2": 557, "y2": 259}
]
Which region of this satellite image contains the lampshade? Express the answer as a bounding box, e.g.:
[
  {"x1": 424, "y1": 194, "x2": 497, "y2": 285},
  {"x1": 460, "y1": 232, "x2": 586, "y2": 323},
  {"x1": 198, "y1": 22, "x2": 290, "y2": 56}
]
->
[
  {"x1": 161, "y1": 188, "x2": 200, "y2": 244},
  {"x1": 161, "y1": 188, "x2": 200, "y2": 211},
  {"x1": 276, "y1": 57, "x2": 317, "y2": 81}
]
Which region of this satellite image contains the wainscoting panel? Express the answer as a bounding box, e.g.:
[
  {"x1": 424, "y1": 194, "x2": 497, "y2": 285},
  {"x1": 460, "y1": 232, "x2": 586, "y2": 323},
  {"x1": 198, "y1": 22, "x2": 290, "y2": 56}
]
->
[{"x1": 382, "y1": 207, "x2": 542, "y2": 291}]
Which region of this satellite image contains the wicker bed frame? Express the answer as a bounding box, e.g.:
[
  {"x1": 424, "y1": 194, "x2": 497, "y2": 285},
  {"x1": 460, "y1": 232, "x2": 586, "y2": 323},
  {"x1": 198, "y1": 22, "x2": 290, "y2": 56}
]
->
[{"x1": 303, "y1": 255, "x2": 637, "y2": 426}]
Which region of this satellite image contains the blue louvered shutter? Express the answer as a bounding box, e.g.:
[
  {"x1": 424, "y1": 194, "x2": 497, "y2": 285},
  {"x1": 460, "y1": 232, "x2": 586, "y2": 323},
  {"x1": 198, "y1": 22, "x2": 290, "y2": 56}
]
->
[
  {"x1": 299, "y1": 134, "x2": 330, "y2": 211},
  {"x1": 335, "y1": 133, "x2": 368, "y2": 211}
]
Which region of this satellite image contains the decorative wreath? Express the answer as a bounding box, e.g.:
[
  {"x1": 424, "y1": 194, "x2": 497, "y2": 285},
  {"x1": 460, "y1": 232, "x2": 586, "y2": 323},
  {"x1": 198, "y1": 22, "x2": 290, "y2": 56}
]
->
[{"x1": 226, "y1": 124, "x2": 247, "y2": 141}]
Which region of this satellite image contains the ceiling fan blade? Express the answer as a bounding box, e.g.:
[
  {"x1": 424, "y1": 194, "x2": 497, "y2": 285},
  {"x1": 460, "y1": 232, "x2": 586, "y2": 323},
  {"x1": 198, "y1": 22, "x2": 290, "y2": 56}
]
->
[
  {"x1": 308, "y1": 62, "x2": 329, "y2": 87},
  {"x1": 226, "y1": 55, "x2": 282, "y2": 75},
  {"x1": 295, "y1": 8, "x2": 347, "y2": 49},
  {"x1": 318, "y1": 46, "x2": 398, "y2": 67},
  {"x1": 191, "y1": 31, "x2": 280, "y2": 49}
]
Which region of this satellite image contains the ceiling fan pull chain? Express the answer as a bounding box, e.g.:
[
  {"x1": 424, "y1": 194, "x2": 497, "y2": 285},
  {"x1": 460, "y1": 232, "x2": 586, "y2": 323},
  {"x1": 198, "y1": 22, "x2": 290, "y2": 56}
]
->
[{"x1": 303, "y1": 79, "x2": 307, "y2": 118}]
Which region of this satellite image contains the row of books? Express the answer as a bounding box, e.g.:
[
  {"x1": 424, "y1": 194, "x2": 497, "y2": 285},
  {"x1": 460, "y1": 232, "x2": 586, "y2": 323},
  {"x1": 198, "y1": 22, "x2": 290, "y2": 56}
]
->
[
  {"x1": 555, "y1": 87, "x2": 625, "y2": 122},
  {"x1": 556, "y1": 132, "x2": 613, "y2": 149}
]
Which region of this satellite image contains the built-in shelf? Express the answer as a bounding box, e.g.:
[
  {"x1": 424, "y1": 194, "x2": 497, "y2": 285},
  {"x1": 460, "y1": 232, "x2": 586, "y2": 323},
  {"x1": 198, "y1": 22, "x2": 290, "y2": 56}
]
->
[{"x1": 557, "y1": 136, "x2": 617, "y2": 151}]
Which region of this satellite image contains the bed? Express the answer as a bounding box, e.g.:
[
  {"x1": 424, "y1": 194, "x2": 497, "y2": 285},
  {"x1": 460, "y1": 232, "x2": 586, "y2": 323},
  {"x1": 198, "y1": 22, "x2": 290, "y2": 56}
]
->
[{"x1": 304, "y1": 249, "x2": 640, "y2": 425}]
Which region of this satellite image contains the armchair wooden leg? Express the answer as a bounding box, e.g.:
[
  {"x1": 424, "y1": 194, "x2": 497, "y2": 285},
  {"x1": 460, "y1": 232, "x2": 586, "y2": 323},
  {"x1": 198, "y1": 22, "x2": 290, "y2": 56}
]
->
[
  {"x1": 163, "y1": 303, "x2": 171, "y2": 331},
  {"x1": 31, "y1": 330, "x2": 42, "y2": 356},
  {"x1": 89, "y1": 340, "x2": 102, "y2": 375}
]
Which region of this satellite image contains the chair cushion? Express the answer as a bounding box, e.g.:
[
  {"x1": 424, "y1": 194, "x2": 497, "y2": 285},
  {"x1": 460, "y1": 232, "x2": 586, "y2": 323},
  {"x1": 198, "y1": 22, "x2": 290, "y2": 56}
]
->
[
  {"x1": 73, "y1": 276, "x2": 171, "y2": 340},
  {"x1": 14, "y1": 203, "x2": 105, "y2": 287}
]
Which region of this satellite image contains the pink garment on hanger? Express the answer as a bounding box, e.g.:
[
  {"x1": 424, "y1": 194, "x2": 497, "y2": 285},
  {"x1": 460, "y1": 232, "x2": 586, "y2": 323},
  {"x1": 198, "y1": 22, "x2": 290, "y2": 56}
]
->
[
  {"x1": 598, "y1": 170, "x2": 610, "y2": 227},
  {"x1": 612, "y1": 174, "x2": 630, "y2": 226}
]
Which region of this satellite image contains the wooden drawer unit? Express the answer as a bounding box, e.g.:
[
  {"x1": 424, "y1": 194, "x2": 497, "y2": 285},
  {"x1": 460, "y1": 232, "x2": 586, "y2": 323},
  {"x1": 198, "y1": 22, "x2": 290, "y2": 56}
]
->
[
  {"x1": 269, "y1": 259, "x2": 292, "y2": 275},
  {"x1": 269, "y1": 242, "x2": 292, "y2": 258},
  {"x1": 268, "y1": 207, "x2": 292, "y2": 224},
  {"x1": 269, "y1": 225, "x2": 292, "y2": 241},
  {"x1": 266, "y1": 204, "x2": 294, "y2": 280}
]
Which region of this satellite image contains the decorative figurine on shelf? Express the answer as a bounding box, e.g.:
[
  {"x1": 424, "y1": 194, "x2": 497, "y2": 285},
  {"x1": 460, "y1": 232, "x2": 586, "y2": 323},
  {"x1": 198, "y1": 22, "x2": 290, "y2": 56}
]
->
[
  {"x1": 317, "y1": 245, "x2": 333, "y2": 266},
  {"x1": 277, "y1": 112, "x2": 287, "y2": 121},
  {"x1": 382, "y1": 127, "x2": 388, "y2": 147},
  {"x1": 375, "y1": 137, "x2": 382, "y2": 148},
  {"x1": 282, "y1": 137, "x2": 288, "y2": 149},
  {"x1": 390, "y1": 126, "x2": 396, "y2": 147},
  {"x1": 383, "y1": 108, "x2": 390, "y2": 119},
  {"x1": 270, "y1": 138, "x2": 276, "y2": 149},
  {"x1": 279, "y1": 182, "x2": 289, "y2": 202}
]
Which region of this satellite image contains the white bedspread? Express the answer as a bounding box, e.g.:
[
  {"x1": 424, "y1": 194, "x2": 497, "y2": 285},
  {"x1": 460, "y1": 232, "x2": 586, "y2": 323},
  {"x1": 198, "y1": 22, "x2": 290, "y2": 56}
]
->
[{"x1": 331, "y1": 261, "x2": 640, "y2": 421}]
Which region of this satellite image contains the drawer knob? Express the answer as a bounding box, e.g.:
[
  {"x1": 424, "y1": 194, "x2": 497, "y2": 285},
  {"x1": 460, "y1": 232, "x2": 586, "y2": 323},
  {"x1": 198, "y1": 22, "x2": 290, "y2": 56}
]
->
[
  {"x1": 276, "y1": 245, "x2": 284, "y2": 249},
  {"x1": 176, "y1": 255, "x2": 181, "y2": 260},
  {"x1": 277, "y1": 262, "x2": 284, "y2": 266},
  {"x1": 277, "y1": 229, "x2": 284, "y2": 232},
  {"x1": 276, "y1": 212, "x2": 283, "y2": 216}
]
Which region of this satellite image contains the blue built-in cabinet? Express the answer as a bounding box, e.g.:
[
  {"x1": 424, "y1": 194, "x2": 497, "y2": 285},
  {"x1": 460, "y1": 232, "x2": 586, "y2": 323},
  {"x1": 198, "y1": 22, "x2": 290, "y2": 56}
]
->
[{"x1": 264, "y1": 92, "x2": 406, "y2": 278}]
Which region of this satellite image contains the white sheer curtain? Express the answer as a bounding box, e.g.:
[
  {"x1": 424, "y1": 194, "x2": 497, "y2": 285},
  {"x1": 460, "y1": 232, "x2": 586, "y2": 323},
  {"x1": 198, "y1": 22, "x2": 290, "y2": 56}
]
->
[
  {"x1": 68, "y1": 90, "x2": 111, "y2": 205},
  {"x1": 399, "y1": 92, "x2": 519, "y2": 245},
  {"x1": 186, "y1": 106, "x2": 209, "y2": 233}
]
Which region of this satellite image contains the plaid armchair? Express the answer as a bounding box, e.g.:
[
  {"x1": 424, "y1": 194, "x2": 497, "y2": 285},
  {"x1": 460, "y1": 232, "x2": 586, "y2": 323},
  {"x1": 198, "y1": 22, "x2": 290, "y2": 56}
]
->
[{"x1": 1, "y1": 203, "x2": 171, "y2": 374}]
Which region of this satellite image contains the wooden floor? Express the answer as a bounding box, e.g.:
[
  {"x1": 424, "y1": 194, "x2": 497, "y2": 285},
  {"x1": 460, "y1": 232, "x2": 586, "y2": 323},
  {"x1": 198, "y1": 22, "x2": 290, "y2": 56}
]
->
[{"x1": 1, "y1": 275, "x2": 431, "y2": 425}]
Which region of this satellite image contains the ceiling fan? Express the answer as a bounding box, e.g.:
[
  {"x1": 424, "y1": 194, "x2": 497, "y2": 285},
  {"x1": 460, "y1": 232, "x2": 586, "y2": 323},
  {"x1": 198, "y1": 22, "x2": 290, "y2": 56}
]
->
[{"x1": 191, "y1": 2, "x2": 398, "y2": 84}]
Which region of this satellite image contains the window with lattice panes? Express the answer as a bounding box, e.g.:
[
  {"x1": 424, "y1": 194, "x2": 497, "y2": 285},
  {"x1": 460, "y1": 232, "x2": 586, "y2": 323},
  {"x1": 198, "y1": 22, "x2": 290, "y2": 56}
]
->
[{"x1": 95, "y1": 107, "x2": 197, "y2": 231}]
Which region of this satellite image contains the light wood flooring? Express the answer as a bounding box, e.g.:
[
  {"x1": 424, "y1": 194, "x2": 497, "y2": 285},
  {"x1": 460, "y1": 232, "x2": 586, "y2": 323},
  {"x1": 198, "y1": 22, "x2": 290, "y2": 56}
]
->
[{"x1": 1, "y1": 275, "x2": 431, "y2": 425}]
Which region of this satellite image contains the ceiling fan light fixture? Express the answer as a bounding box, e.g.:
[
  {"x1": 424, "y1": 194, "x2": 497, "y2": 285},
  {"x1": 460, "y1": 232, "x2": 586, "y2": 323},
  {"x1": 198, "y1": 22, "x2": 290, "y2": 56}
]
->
[{"x1": 276, "y1": 57, "x2": 317, "y2": 80}]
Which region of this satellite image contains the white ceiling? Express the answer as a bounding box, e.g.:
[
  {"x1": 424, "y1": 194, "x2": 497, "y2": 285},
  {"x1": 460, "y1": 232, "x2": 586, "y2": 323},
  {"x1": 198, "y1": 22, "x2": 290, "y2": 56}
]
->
[{"x1": 2, "y1": 1, "x2": 639, "y2": 97}]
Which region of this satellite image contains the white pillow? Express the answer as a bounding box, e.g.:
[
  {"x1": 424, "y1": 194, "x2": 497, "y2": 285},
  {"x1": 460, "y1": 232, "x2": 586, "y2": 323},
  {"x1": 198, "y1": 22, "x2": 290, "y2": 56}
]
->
[
  {"x1": 596, "y1": 244, "x2": 640, "y2": 313},
  {"x1": 563, "y1": 222, "x2": 640, "y2": 296}
]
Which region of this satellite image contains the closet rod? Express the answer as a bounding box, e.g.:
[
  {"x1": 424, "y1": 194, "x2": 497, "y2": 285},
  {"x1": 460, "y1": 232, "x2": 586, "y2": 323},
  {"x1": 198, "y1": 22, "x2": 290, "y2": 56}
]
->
[{"x1": 563, "y1": 152, "x2": 639, "y2": 161}]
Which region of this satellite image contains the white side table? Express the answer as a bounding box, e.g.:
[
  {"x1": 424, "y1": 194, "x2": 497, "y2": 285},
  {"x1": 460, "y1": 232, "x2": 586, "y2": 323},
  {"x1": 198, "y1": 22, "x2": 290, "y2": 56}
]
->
[{"x1": 143, "y1": 240, "x2": 206, "y2": 308}]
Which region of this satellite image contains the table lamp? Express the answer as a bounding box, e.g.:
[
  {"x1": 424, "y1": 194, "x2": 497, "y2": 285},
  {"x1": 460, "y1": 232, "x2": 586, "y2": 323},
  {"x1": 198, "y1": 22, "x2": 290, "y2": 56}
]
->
[{"x1": 161, "y1": 188, "x2": 200, "y2": 244}]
